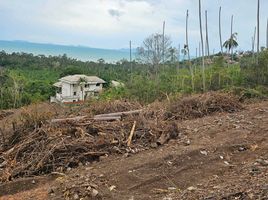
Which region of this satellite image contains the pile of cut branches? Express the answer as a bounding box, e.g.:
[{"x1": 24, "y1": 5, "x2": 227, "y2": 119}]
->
[{"x1": 0, "y1": 92, "x2": 242, "y2": 182}]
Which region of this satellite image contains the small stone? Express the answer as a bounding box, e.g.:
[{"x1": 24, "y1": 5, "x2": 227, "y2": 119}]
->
[
  {"x1": 73, "y1": 193, "x2": 79, "y2": 200},
  {"x1": 32, "y1": 180, "x2": 36, "y2": 184},
  {"x1": 220, "y1": 156, "x2": 224, "y2": 160},
  {"x1": 187, "y1": 186, "x2": 196, "y2": 191},
  {"x1": 256, "y1": 159, "x2": 268, "y2": 166},
  {"x1": 48, "y1": 188, "x2": 54, "y2": 194},
  {"x1": 91, "y1": 189, "x2": 99, "y2": 197},
  {"x1": 90, "y1": 183, "x2": 98, "y2": 189},
  {"x1": 168, "y1": 187, "x2": 177, "y2": 190},
  {"x1": 184, "y1": 139, "x2": 191, "y2": 145},
  {"x1": 200, "y1": 150, "x2": 208, "y2": 156},
  {"x1": 87, "y1": 186, "x2": 92, "y2": 191},
  {"x1": 238, "y1": 147, "x2": 246, "y2": 151},
  {"x1": 67, "y1": 167, "x2": 72, "y2": 171},
  {"x1": 151, "y1": 143, "x2": 158, "y2": 148},
  {"x1": 224, "y1": 161, "x2": 230, "y2": 165},
  {"x1": 109, "y1": 185, "x2": 116, "y2": 191}
]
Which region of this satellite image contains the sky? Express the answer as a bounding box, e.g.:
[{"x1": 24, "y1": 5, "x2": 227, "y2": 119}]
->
[{"x1": 0, "y1": 0, "x2": 267, "y2": 54}]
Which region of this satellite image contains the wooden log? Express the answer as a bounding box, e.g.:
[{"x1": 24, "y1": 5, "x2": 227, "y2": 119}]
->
[
  {"x1": 51, "y1": 116, "x2": 88, "y2": 123},
  {"x1": 94, "y1": 109, "x2": 143, "y2": 118},
  {"x1": 50, "y1": 109, "x2": 142, "y2": 123},
  {"x1": 93, "y1": 116, "x2": 121, "y2": 121},
  {"x1": 156, "y1": 132, "x2": 171, "y2": 146},
  {"x1": 83, "y1": 151, "x2": 108, "y2": 156},
  {"x1": 127, "y1": 121, "x2": 137, "y2": 147}
]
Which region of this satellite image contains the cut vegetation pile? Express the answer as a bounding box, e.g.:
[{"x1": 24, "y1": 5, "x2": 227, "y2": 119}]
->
[
  {"x1": 0, "y1": 110, "x2": 14, "y2": 120},
  {"x1": 0, "y1": 92, "x2": 242, "y2": 183}
]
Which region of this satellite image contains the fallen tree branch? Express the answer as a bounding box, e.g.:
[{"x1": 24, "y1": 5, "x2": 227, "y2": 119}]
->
[
  {"x1": 127, "y1": 121, "x2": 137, "y2": 147},
  {"x1": 94, "y1": 109, "x2": 143, "y2": 118}
]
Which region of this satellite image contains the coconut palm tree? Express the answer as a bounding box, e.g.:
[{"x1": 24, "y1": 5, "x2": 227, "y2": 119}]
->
[{"x1": 223, "y1": 33, "x2": 238, "y2": 58}]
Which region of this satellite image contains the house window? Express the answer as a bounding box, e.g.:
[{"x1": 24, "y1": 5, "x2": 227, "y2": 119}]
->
[
  {"x1": 96, "y1": 83, "x2": 101, "y2": 86},
  {"x1": 73, "y1": 92, "x2": 77, "y2": 96}
]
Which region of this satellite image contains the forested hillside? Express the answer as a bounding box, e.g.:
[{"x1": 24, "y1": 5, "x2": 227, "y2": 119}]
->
[{"x1": 0, "y1": 49, "x2": 268, "y2": 110}]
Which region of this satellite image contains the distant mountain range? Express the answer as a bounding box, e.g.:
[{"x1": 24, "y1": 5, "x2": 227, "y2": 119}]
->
[{"x1": 0, "y1": 40, "x2": 134, "y2": 63}]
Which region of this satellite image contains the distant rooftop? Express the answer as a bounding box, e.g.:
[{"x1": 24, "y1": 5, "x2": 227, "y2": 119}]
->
[{"x1": 60, "y1": 74, "x2": 106, "y2": 84}]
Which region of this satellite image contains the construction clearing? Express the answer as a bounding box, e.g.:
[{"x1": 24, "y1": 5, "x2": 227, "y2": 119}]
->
[{"x1": 0, "y1": 92, "x2": 267, "y2": 200}]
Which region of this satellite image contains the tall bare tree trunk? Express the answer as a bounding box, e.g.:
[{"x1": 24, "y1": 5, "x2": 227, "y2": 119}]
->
[
  {"x1": 178, "y1": 43, "x2": 180, "y2": 70},
  {"x1": 186, "y1": 9, "x2": 194, "y2": 90},
  {"x1": 257, "y1": 0, "x2": 260, "y2": 64},
  {"x1": 252, "y1": 27, "x2": 257, "y2": 52},
  {"x1": 205, "y1": 10, "x2": 210, "y2": 57},
  {"x1": 199, "y1": 0, "x2": 206, "y2": 91},
  {"x1": 130, "y1": 40, "x2": 133, "y2": 83},
  {"x1": 252, "y1": 26, "x2": 256, "y2": 61},
  {"x1": 267, "y1": 18, "x2": 268, "y2": 48},
  {"x1": 219, "y1": 6, "x2": 223, "y2": 54},
  {"x1": 162, "y1": 21, "x2": 165, "y2": 63},
  {"x1": 230, "y1": 15, "x2": 234, "y2": 61}
]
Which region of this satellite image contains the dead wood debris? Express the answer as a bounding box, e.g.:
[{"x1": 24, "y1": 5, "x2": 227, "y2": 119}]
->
[{"x1": 0, "y1": 92, "x2": 242, "y2": 182}]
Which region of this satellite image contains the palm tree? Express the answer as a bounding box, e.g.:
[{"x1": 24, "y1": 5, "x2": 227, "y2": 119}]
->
[
  {"x1": 168, "y1": 47, "x2": 177, "y2": 63},
  {"x1": 223, "y1": 33, "x2": 238, "y2": 57},
  {"x1": 199, "y1": 0, "x2": 205, "y2": 91}
]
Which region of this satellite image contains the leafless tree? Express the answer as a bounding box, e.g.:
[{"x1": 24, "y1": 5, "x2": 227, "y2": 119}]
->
[
  {"x1": 219, "y1": 6, "x2": 223, "y2": 53},
  {"x1": 205, "y1": 10, "x2": 210, "y2": 57},
  {"x1": 185, "y1": 9, "x2": 195, "y2": 90},
  {"x1": 252, "y1": 26, "x2": 257, "y2": 53},
  {"x1": 266, "y1": 18, "x2": 268, "y2": 48},
  {"x1": 130, "y1": 40, "x2": 133, "y2": 83},
  {"x1": 199, "y1": 0, "x2": 206, "y2": 91},
  {"x1": 257, "y1": 0, "x2": 260, "y2": 64},
  {"x1": 137, "y1": 33, "x2": 172, "y2": 66},
  {"x1": 162, "y1": 21, "x2": 166, "y2": 63}
]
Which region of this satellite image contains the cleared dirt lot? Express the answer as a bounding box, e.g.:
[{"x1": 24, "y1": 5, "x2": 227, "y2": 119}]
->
[{"x1": 0, "y1": 99, "x2": 268, "y2": 200}]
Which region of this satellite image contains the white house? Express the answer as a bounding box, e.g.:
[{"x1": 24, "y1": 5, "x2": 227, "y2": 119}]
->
[{"x1": 50, "y1": 74, "x2": 106, "y2": 103}]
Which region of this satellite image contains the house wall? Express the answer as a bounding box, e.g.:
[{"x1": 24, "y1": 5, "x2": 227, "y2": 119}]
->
[
  {"x1": 54, "y1": 81, "x2": 104, "y2": 103},
  {"x1": 61, "y1": 82, "x2": 71, "y2": 97}
]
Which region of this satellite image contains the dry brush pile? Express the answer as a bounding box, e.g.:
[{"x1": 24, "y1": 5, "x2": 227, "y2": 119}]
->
[{"x1": 0, "y1": 92, "x2": 242, "y2": 182}]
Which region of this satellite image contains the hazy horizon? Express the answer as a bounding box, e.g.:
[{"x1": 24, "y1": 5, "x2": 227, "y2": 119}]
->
[
  {"x1": 0, "y1": 40, "x2": 133, "y2": 63},
  {"x1": 1, "y1": 0, "x2": 268, "y2": 55}
]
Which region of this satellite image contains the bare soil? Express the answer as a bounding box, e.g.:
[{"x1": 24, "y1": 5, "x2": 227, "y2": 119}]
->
[{"x1": 0, "y1": 98, "x2": 267, "y2": 200}]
